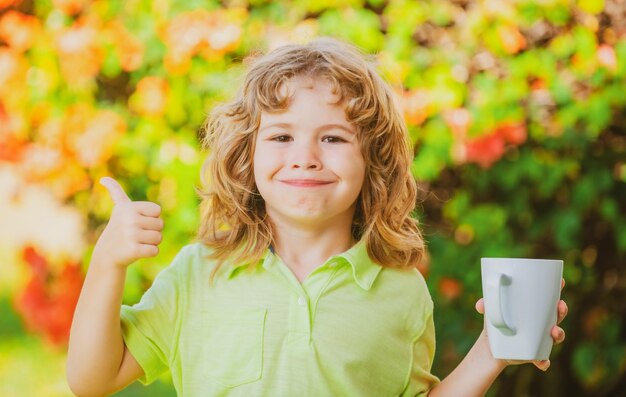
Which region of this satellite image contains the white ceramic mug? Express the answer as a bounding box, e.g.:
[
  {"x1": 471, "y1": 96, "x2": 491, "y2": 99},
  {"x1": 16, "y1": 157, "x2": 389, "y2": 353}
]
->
[{"x1": 481, "y1": 258, "x2": 563, "y2": 360}]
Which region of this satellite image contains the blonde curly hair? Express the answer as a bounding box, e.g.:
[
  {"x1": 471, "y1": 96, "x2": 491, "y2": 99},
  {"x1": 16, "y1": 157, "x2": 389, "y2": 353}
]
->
[{"x1": 196, "y1": 37, "x2": 424, "y2": 277}]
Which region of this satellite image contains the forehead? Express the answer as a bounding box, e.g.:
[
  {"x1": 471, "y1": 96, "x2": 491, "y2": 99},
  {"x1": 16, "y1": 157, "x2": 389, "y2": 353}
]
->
[
  {"x1": 278, "y1": 75, "x2": 342, "y2": 104},
  {"x1": 259, "y1": 75, "x2": 348, "y2": 124}
]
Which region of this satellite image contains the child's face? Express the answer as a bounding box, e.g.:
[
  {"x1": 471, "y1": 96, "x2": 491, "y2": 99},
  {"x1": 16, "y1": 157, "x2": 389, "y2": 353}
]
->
[{"x1": 253, "y1": 75, "x2": 366, "y2": 230}]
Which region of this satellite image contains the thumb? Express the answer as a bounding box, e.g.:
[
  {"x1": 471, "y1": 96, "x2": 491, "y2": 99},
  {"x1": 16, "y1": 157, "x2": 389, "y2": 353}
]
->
[
  {"x1": 476, "y1": 298, "x2": 485, "y2": 314},
  {"x1": 100, "y1": 177, "x2": 132, "y2": 204}
]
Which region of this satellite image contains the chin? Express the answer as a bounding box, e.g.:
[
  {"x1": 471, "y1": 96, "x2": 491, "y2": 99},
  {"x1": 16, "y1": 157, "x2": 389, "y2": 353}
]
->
[{"x1": 268, "y1": 208, "x2": 330, "y2": 224}]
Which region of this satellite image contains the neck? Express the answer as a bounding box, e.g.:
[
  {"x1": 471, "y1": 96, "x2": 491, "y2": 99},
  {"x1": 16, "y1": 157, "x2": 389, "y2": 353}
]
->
[{"x1": 268, "y1": 213, "x2": 356, "y2": 274}]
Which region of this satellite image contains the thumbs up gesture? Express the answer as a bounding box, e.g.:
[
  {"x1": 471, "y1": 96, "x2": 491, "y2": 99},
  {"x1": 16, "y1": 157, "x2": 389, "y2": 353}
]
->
[{"x1": 93, "y1": 177, "x2": 164, "y2": 268}]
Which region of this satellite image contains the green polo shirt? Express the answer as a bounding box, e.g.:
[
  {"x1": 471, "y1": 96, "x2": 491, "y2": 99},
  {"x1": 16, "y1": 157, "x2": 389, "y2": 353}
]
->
[{"x1": 120, "y1": 241, "x2": 439, "y2": 396}]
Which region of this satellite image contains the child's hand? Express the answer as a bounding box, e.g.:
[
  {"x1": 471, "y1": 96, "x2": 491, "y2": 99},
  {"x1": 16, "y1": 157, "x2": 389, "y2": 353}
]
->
[
  {"x1": 475, "y1": 278, "x2": 568, "y2": 371},
  {"x1": 93, "y1": 177, "x2": 164, "y2": 268}
]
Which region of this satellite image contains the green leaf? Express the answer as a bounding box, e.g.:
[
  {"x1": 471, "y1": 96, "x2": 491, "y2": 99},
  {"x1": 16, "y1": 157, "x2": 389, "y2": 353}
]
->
[
  {"x1": 553, "y1": 208, "x2": 581, "y2": 250},
  {"x1": 572, "y1": 343, "x2": 601, "y2": 387},
  {"x1": 572, "y1": 25, "x2": 597, "y2": 59},
  {"x1": 577, "y1": 0, "x2": 605, "y2": 14},
  {"x1": 549, "y1": 33, "x2": 577, "y2": 59},
  {"x1": 544, "y1": 3, "x2": 572, "y2": 26},
  {"x1": 584, "y1": 93, "x2": 613, "y2": 139},
  {"x1": 318, "y1": 8, "x2": 384, "y2": 52},
  {"x1": 443, "y1": 191, "x2": 471, "y2": 222},
  {"x1": 101, "y1": 44, "x2": 122, "y2": 78}
]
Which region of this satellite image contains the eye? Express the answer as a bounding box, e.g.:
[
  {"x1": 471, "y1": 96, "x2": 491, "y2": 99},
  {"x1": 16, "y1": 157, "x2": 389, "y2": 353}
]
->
[
  {"x1": 322, "y1": 135, "x2": 347, "y2": 143},
  {"x1": 269, "y1": 135, "x2": 292, "y2": 142}
]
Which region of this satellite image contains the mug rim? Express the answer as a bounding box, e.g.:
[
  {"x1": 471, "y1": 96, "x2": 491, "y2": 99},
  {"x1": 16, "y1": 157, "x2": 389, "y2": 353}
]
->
[{"x1": 481, "y1": 257, "x2": 563, "y2": 264}]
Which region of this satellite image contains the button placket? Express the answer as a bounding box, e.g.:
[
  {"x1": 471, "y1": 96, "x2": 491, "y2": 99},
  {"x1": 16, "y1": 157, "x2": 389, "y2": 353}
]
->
[
  {"x1": 262, "y1": 254, "x2": 312, "y2": 344},
  {"x1": 287, "y1": 292, "x2": 311, "y2": 344}
]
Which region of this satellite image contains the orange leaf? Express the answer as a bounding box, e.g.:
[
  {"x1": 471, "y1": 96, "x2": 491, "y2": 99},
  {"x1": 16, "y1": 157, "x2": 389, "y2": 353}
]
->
[
  {"x1": 63, "y1": 105, "x2": 127, "y2": 167},
  {"x1": 497, "y1": 122, "x2": 527, "y2": 145},
  {"x1": 107, "y1": 20, "x2": 144, "y2": 72},
  {"x1": 129, "y1": 76, "x2": 170, "y2": 117},
  {"x1": 0, "y1": 101, "x2": 25, "y2": 162},
  {"x1": 0, "y1": 10, "x2": 41, "y2": 52},
  {"x1": 0, "y1": 0, "x2": 22, "y2": 9},
  {"x1": 0, "y1": 47, "x2": 27, "y2": 95},
  {"x1": 439, "y1": 277, "x2": 463, "y2": 300},
  {"x1": 52, "y1": 0, "x2": 89, "y2": 16},
  {"x1": 56, "y1": 18, "x2": 104, "y2": 85},
  {"x1": 464, "y1": 132, "x2": 506, "y2": 169},
  {"x1": 14, "y1": 246, "x2": 84, "y2": 346},
  {"x1": 401, "y1": 89, "x2": 429, "y2": 126},
  {"x1": 159, "y1": 9, "x2": 244, "y2": 74},
  {"x1": 497, "y1": 24, "x2": 526, "y2": 55}
]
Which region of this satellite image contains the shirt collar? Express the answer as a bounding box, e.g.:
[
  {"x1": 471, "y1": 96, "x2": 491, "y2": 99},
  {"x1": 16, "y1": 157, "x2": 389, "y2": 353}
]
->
[
  {"x1": 336, "y1": 239, "x2": 382, "y2": 290},
  {"x1": 226, "y1": 240, "x2": 382, "y2": 290}
]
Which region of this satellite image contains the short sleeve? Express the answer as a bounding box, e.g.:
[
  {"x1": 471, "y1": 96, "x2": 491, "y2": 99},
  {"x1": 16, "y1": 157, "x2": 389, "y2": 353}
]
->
[
  {"x1": 400, "y1": 300, "x2": 441, "y2": 397},
  {"x1": 120, "y1": 247, "x2": 187, "y2": 385}
]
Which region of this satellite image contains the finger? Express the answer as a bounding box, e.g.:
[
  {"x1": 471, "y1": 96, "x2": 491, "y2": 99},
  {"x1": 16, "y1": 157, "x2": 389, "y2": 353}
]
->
[
  {"x1": 137, "y1": 216, "x2": 164, "y2": 231},
  {"x1": 533, "y1": 360, "x2": 550, "y2": 371},
  {"x1": 475, "y1": 298, "x2": 485, "y2": 314},
  {"x1": 561, "y1": 278, "x2": 565, "y2": 290},
  {"x1": 551, "y1": 326, "x2": 565, "y2": 344},
  {"x1": 100, "y1": 177, "x2": 132, "y2": 205},
  {"x1": 133, "y1": 201, "x2": 162, "y2": 217},
  {"x1": 557, "y1": 300, "x2": 568, "y2": 323},
  {"x1": 137, "y1": 230, "x2": 162, "y2": 245},
  {"x1": 557, "y1": 300, "x2": 568, "y2": 324},
  {"x1": 136, "y1": 243, "x2": 159, "y2": 258}
]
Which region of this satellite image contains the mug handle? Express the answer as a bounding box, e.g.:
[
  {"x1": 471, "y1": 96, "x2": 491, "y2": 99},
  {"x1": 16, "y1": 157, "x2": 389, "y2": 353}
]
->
[{"x1": 486, "y1": 273, "x2": 516, "y2": 334}]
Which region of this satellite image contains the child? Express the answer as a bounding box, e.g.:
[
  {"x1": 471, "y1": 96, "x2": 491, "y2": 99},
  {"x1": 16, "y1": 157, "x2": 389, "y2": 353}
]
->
[{"x1": 67, "y1": 38, "x2": 567, "y2": 396}]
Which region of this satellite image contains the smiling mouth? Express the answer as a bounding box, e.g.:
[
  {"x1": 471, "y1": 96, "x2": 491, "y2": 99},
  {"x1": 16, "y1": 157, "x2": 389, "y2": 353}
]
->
[{"x1": 280, "y1": 179, "x2": 334, "y2": 187}]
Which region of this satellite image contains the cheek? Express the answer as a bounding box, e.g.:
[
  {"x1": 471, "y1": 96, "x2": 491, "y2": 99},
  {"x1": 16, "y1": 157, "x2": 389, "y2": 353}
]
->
[
  {"x1": 252, "y1": 146, "x2": 281, "y2": 192},
  {"x1": 339, "y1": 154, "x2": 366, "y2": 193},
  {"x1": 252, "y1": 142, "x2": 267, "y2": 177},
  {"x1": 252, "y1": 150, "x2": 260, "y2": 176},
  {"x1": 349, "y1": 151, "x2": 366, "y2": 181},
  {"x1": 253, "y1": 150, "x2": 273, "y2": 172}
]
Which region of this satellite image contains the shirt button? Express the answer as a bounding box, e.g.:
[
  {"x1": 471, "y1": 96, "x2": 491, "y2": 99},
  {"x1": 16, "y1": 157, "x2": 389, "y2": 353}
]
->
[{"x1": 298, "y1": 297, "x2": 306, "y2": 306}]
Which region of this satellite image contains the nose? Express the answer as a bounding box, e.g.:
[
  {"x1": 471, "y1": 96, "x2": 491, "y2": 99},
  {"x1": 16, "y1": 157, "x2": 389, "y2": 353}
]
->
[{"x1": 290, "y1": 140, "x2": 321, "y2": 170}]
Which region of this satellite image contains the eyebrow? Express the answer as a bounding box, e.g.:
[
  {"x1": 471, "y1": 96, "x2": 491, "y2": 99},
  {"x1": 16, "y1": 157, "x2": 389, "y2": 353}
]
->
[{"x1": 258, "y1": 122, "x2": 356, "y2": 135}]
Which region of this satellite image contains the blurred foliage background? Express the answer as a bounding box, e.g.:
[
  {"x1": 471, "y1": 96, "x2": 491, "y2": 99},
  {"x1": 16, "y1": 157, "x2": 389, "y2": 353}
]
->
[{"x1": 0, "y1": 0, "x2": 625, "y2": 396}]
